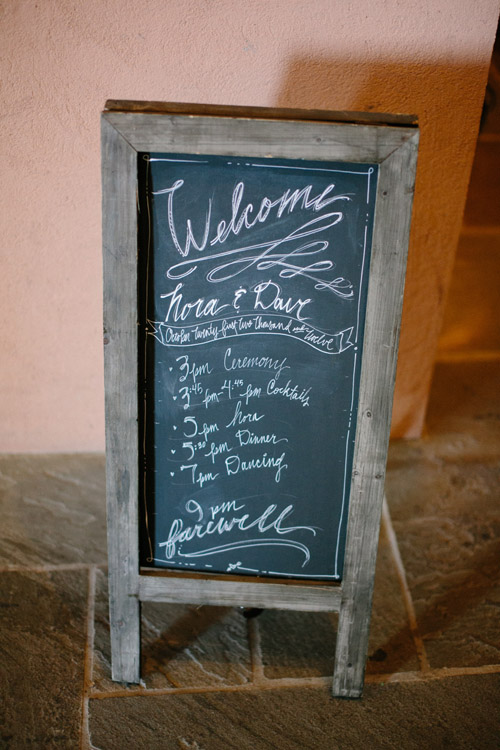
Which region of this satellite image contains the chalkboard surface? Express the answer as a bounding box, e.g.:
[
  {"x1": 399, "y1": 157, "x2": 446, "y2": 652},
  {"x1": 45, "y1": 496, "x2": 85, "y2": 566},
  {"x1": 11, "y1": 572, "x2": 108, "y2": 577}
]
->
[{"x1": 138, "y1": 152, "x2": 378, "y2": 581}]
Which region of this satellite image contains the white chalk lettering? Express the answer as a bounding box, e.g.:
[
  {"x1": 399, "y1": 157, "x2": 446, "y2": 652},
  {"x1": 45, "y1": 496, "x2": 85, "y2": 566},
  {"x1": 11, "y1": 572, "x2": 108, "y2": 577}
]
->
[
  {"x1": 226, "y1": 401, "x2": 265, "y2": 428},
  {"x1": 159, "y1": 499, "x2": 316, "y2": 560},
  {"x1": 252, "y1": 280, "x2": 311, "y2": 321},
  {"x1": 266, "y1": 378, "x2": 311, "y2": 407},
  {"x1": 223, "y1": 346, "x2": 289, "y2": 381},
  {"x1": 161, "y1": 282, "x2": 229, "y2": 323},
  {"x1": 225, "y1": 451, "x2": 288, "y2": 483}
]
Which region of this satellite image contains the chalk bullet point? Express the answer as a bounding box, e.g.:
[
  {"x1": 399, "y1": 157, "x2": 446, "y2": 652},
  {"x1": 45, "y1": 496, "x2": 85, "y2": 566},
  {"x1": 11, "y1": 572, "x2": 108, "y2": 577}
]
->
[
  {"x1": 173, "y1": 396, "x2": 177, "y2": 401},
  {"x1": 170, "y1": 472, "x2": 175, "y2": 477},
  {"x1": 171, "y1": 449, "x2": 176, "y2": 454}
]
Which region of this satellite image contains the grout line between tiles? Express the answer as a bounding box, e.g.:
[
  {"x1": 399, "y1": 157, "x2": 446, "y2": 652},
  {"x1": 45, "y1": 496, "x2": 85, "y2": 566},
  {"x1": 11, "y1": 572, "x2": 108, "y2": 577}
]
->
[
  {"x1": 247, "y1": 616, "x2": 266, "y2": 683},
  {"x1": 382, "y1": 497, "x2": 430, "y2": 672},
  {"x1": 90, "y1": 676, "x2": 332, "y2": 699},
  {"x1": 87, "y1": 663, "x2": 500, "y2": 701},
  {"x1": 0, "y1": 562, "x2": 107, "y2": 574},
  {"x1": 80, "y1": 566, "x2": 101, "y2": 750}
]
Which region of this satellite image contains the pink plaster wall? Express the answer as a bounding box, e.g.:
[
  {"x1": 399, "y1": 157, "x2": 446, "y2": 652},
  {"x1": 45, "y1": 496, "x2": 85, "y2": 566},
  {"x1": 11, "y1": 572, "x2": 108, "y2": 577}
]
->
[{"x1": 1, "y1": 0, "x2": 499, "y2": 451}]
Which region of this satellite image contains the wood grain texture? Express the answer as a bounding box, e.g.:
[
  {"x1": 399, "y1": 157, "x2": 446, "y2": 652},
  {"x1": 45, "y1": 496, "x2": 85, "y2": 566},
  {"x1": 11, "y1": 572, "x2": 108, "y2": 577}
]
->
[
  {"x1": 102, "y1": 111, "x2": 414, "y2": 165},
  {"x1": 101, "y1": 103, "x2": 418, "y2": 694},
  {"x1": 139, "y1": 575, "x2": 342, "y2": 612},
  {"x1": 331, "y1": 130, "x2": 419, "y2": 698},
  {"x1": 104, "y1": 99, "x2": 418, "y2": 127},
  {"x1": 102, "y1": 116, "x2": 141, "y2": 683}
]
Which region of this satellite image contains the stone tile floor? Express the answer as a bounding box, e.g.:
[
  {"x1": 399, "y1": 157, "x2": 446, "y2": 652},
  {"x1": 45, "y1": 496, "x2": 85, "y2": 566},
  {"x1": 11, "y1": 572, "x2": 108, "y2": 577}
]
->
[
  {"x1": 1, "y1": 360, "x2": 499, "y2": 749},
  {"x1": 3, "y1": 33, "x2": 500, "y2": 750}
]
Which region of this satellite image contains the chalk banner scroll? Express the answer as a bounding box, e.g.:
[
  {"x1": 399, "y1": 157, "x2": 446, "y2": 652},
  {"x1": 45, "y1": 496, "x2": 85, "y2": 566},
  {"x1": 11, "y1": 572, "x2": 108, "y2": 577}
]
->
[
  {"x1": 102, "y1": 101, "x2": 419, "y2": 697},
  {"x1": 139, "y1": 153, "x2": 378, "y2": 581}
]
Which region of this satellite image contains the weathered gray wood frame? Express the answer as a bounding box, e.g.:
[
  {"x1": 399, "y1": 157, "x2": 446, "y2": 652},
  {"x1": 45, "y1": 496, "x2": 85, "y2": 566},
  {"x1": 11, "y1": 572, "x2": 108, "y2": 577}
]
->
[{"x1": 101, "y1": 100, "x2": 418, "y2": 698}]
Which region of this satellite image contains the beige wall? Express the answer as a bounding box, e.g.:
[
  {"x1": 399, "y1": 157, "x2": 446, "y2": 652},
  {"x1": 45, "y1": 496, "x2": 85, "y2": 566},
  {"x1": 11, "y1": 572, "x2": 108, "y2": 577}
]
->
[{"x1": 1, "y1": 0, "x2": 499, "y2": 451}]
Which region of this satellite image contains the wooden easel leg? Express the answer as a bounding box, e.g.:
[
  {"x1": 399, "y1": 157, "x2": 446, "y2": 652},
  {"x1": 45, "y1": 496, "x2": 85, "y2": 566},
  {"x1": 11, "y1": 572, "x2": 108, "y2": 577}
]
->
[
  {"x1": 331, "y1": 589, "x2": 371, "y2": 698},
  {"x1": 108, "y1": 572, "x2": 141, "y2": 684},
  {"x1": 331, "y1": 493, "x2": 385, "y2": 697}
]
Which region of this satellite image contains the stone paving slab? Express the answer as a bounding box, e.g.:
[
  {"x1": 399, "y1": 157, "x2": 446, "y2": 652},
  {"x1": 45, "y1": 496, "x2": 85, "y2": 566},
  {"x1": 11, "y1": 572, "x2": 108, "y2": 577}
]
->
[
  {"x1": 92, "y1": 568, "x2": 252, "y2": 692},
  {"x1": 386, "y1": 363, "x2": 500, "y2": 669},
  {"x1": 1, "y1": 361, "x2": 500, "y2": 746},
  {"x1": 0, "y1": 454, "x2": 107, "y2": 568},
  {"x1": 0, "y1": 569, "x2": 88, "y2": 748},
  {"x1": 88, "y1": 674, "x2": 500, "y2": 750},
  {"x1": 258, "y1": 524, "x2": 419, "y2": 679},
  {"x1": 386, "y1": 449, "x2": 500, "y2": 669},
  {"x1": 257, "y1": 608, "x2": 337, "y2": 680}
]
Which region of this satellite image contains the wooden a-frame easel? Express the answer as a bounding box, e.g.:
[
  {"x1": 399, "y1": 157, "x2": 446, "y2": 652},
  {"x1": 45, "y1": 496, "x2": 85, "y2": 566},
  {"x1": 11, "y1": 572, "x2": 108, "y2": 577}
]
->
[{"x1": 101, "y1": 100, "x2": 418, "y2": 698}]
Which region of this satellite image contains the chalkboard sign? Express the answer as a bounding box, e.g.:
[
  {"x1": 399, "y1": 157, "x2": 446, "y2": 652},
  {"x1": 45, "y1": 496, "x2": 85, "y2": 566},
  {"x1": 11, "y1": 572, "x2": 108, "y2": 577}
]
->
[
  {"x1": 102, "y1": 101, "x2": 418, "y2": 697},
  {"x1": 138, "y1": 152, "x2": 378, "y2": 581}
]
